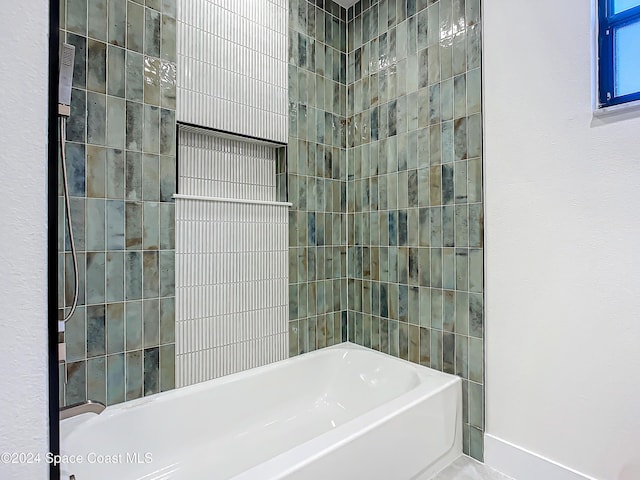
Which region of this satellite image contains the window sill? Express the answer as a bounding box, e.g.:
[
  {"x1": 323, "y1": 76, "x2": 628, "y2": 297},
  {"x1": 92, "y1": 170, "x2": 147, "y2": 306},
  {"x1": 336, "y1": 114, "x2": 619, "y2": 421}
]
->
[{"x1": 593, "y1": 98, "x2": 640, "y2": 118}]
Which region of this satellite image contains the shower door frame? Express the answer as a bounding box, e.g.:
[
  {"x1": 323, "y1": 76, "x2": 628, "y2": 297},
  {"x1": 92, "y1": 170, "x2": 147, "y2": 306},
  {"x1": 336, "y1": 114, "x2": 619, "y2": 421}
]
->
[{"x1": 47, "y1": 0, "x2": 61, "y2": 478}]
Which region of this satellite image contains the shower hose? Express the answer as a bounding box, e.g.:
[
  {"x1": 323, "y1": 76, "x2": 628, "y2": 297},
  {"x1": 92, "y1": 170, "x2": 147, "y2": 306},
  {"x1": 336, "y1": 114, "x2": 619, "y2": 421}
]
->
[{"x1": 59, "y1": 116, "x2": 79, "y2": 327}]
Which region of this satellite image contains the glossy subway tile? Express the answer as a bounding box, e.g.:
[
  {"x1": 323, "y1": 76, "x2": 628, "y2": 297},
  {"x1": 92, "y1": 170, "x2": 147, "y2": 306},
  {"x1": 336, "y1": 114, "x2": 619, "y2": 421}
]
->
[
  {"x1": 59, "y1": 0, "x2": 176, "y2": 408},
  {"x1": 344, "y1": 0, "x2": 484, "y2": 461}
]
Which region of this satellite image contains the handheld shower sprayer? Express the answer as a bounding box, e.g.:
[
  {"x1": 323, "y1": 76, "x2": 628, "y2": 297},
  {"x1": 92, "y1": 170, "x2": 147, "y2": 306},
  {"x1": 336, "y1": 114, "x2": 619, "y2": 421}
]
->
[
  {"x1": 59, "y1": 44, "x2": 74, "y2": 117},
  {"x1": 58, "y1": 43, "x2": 77, "y2": 350}
]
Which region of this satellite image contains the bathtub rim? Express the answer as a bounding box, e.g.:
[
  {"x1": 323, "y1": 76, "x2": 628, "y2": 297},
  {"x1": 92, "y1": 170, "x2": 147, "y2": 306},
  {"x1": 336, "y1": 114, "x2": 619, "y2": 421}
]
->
[
  {"x1": 60, "y1": 342, "x2": 462, "y2": 480},
  {"x1": 61, "y1": 342, "x2": 458, "y2": 433},
  {"x1": 231, "y1": 349, "x2": 461, "y2": 480}
]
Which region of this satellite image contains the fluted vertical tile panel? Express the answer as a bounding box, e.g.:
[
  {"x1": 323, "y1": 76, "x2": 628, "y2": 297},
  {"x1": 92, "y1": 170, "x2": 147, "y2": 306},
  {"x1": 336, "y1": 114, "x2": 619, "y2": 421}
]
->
[
  {"x1": 175, "y1": 130, "x2": 289, "y2": 386},
  {"x1": 178, "y1": 128, "x2": 276, "y2": 201},
  {"x1": 177, "y1": 0, "x2": 288, "y2": 143}
]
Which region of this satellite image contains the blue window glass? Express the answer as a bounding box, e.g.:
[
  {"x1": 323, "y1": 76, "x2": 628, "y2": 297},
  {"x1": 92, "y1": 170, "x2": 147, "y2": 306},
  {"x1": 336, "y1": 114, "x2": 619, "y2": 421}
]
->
[
  {"x1": 614, "y1": 22, "x2": 640, "y2": 96},
  {"x1": 613, "y1": 0, "x2": 640, "y2": 14},
  {"x1": 599, "y1": 0, "x2": 640, "y2": 106}
]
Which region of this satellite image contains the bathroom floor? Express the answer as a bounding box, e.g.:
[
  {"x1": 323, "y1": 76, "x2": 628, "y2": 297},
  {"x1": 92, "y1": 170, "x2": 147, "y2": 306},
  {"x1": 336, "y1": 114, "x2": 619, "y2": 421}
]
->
[{"x1": 429, "y1": 456, "x2": 514, "y2": 480}]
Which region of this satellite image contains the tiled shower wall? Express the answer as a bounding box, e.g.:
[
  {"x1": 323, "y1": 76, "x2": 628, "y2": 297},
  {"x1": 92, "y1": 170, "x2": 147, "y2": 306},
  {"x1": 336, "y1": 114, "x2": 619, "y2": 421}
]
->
[
  {"x1": 56, "y1": 0, "x2": 484, "y2": 461},
  {"x1": 287, "y1": 0, "x2": 350, "y2": 354},
  {"x1": 175, "y1": 0, "x2": 290, "y2": 379},
  {"x1": 345, "y1": 0, "x2": 484, "y2": 460},
  {"x1": 176, "y1": 0, "x2": 289, "y2": 143},
  {"x1": 58, "y1": 0, "x2": 177, "y2": 406},
  {"x1": 175, "y1": 130, "x2": 289, "y2": 385}
]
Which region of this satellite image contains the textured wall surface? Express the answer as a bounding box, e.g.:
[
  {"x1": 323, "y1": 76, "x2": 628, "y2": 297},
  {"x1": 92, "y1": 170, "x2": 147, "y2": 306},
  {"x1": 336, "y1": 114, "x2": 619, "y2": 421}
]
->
[
  {"x1": 58, "y1": 0, "x2": 177, "y2": 406},
  {"x1": 345, "y1": 0, "x2": 484, "y2": 460},
  {"x1": 177, "y1": 0, "x2": 289, "y2": 143},
  {"x1": 287, "y1": 0, "x2": 350, "y2": 354},
  {"x1": 0, "y1": 0, "x2": 50, "y2": 477}
]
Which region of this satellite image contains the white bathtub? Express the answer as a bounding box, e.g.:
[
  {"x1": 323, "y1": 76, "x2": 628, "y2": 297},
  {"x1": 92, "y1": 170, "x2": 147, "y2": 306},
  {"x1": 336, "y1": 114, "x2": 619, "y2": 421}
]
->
[{"x1": 60, "y1": 342, "x2": 462, "y2": 480}]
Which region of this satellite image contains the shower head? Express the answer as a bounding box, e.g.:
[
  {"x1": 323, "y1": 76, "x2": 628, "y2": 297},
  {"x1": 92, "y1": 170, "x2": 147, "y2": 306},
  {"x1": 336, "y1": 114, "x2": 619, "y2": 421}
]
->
[{"x1": 58, "y1": 43, "x2": 75, "y2": 117}]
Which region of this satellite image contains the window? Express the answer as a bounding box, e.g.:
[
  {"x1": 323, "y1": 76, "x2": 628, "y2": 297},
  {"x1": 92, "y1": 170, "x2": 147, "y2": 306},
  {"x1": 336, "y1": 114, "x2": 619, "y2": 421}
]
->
[{"x1": 598, "y1": 0, "x2": 640, "y2": 107}]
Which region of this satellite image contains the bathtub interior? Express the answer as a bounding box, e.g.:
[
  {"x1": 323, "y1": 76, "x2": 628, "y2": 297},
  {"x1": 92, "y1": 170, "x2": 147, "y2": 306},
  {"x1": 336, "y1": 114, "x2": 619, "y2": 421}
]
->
[{"x1": 61, "y1": 343, "x2": 461, "y2": 480}]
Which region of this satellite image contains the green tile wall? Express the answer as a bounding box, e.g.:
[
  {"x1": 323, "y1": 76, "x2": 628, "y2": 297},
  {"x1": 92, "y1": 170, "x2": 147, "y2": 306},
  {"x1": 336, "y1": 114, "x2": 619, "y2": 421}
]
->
[
  {"x1": 288, "y1": 0, "x2": 485, "y2": 462},
  {"x1": 58, "y1": 0, "x2": 177, "y2": 407},
  {"x1": 345, "y1": 0, "x2": 484, "y2": 460},
  {"x1": 287, "y1": 0, "x2": 350, "y2": 354}
]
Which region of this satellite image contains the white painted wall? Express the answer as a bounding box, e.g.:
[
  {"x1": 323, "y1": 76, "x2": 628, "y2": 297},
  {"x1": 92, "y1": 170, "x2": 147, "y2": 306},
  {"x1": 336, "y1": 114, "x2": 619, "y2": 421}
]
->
[
  {"x1": 0, "y1": 1, "x2": 51, "y2": 478},
  {"x1": 484, "y1": 1, "x2": 640, "y2": 479}
]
